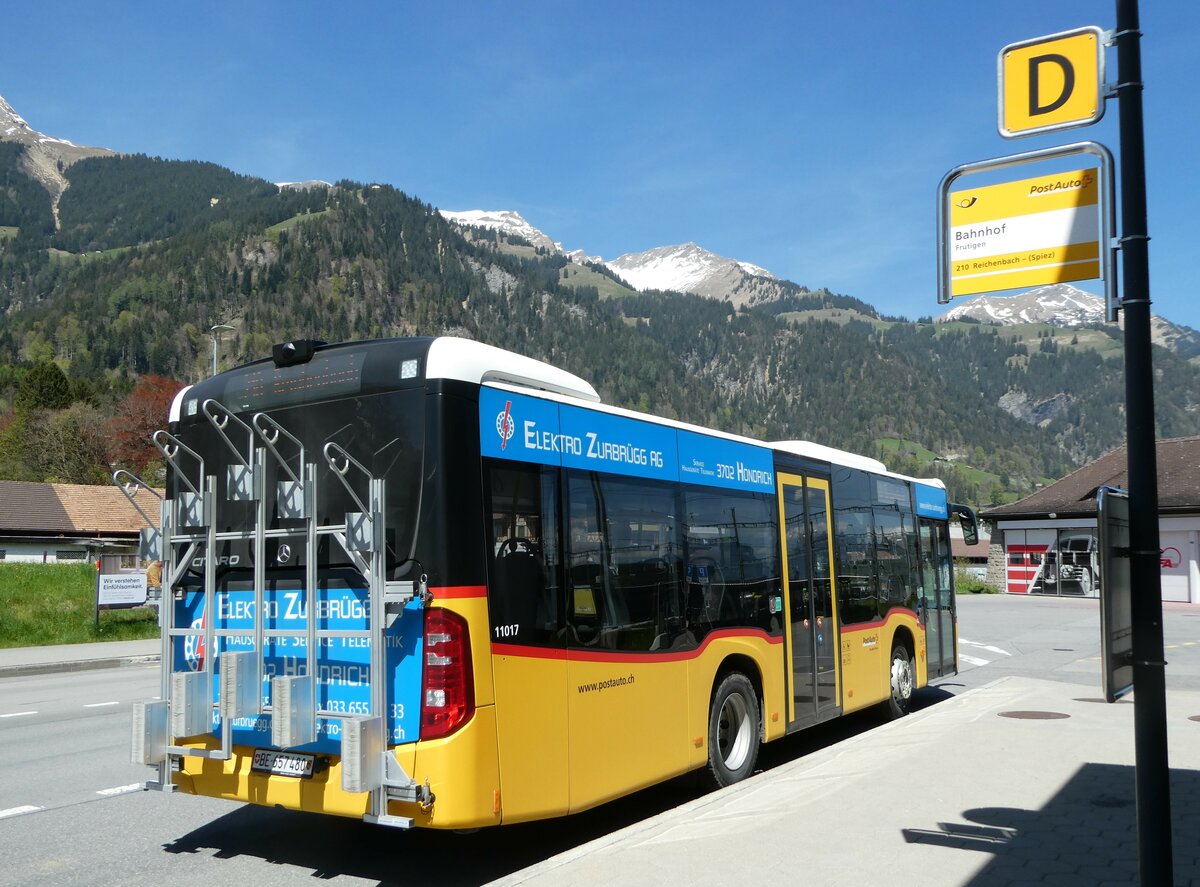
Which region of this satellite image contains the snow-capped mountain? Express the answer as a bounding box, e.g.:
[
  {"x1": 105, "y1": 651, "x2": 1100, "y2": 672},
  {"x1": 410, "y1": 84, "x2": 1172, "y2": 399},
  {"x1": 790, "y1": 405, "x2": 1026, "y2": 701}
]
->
[
  {"x1": 938, "y1": 283, "x2": 1200, "y2": 359},
  {"x1": 276, "y1": 179, "x2": 332, "y2": 191},
  {"x1": 0, "y1": 93, "x2": 113, "y2": 208},
  {"x1": 439, "y1": 209, "x2": 787, "y2": 305},
  {"x1": 605, "y1": 242, "x2": 777, "y2": 301},
  {"x1": 437, "y1": 210, "x2": 1199, "y2": 352},
  {"x1": 939, "y1": 284, "x2": 1106, "y2": 326},
  {"x1": 439, "y1": 209, "x2": 562, "y2": 255}
]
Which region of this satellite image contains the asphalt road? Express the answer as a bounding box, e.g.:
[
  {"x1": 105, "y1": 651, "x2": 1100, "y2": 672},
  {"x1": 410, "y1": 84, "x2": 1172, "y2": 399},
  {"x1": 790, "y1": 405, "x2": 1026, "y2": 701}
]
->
[
  {"x1": 0, "y1": 664, "x2": 160, "y2": 818},
  {"x1": 1, "y1": 593, "x2": 1197, "y2": 886},
  {"x1": 944, "y1": 592, "x2": 1200, "y2": 694}
]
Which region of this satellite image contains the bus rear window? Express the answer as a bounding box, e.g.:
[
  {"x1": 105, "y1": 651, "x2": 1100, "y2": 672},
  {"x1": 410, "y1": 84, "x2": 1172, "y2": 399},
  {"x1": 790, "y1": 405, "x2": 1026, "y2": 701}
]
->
[{"x1": 181, "y1": 339, "x2": 432, "y2": 417}]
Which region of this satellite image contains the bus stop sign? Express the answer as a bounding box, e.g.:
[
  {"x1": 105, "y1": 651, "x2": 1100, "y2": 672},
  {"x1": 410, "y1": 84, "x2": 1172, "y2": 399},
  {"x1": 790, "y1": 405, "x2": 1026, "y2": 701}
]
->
[{"x1": 1000, "y1": 27, "x2": 1106, "y2": 138}]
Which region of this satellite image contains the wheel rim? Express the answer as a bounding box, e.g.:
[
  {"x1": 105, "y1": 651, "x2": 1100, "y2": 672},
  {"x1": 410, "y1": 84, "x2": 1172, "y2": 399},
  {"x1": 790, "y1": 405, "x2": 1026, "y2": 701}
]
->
[
  {"x1": 892, "y1": 653, "x2": 913, "y2": 703},
  {"x1": 717, "y1": 692, "x2": 753, "y2": 771}
]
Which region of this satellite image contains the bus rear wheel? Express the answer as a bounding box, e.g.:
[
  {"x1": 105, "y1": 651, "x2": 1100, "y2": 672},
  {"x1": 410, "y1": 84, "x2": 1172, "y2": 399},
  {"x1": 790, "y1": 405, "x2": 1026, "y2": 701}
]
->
[
  {"x1": 887, "y1": 644, "x2": 914, "y2": 719},
  {"x1": 707, "y1": 672, "x2": 760, "y2": 788}
]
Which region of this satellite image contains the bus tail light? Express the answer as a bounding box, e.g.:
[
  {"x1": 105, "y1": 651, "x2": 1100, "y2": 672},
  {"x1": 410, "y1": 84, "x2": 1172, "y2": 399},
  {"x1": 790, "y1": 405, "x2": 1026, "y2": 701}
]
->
[{"x1": 421, "y1": 608, "x2": 474, "y2": 740}]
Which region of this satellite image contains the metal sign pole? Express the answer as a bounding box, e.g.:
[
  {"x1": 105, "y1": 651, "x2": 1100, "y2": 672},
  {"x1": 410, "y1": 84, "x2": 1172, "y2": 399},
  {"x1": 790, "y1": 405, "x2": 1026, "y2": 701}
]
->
[{"x1": 1113, "y1": 1, "x2": 1173, "y2": 883}]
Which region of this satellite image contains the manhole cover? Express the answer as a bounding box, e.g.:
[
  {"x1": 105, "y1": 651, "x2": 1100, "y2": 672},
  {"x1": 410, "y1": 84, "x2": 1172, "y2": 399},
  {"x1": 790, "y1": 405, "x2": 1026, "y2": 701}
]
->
[
  {"x1": 998, "y1": 710, "x2": 1070, "y2": 720},
  {"x1": 1189, "y1": 715, "x2": 1200, "y2": 723}
]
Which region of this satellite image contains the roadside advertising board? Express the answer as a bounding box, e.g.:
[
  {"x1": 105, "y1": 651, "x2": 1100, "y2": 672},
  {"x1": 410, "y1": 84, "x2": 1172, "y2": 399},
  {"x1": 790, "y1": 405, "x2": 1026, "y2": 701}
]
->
[{"x1": 97, "y1": 572, "x2": 149, "y2": 608}]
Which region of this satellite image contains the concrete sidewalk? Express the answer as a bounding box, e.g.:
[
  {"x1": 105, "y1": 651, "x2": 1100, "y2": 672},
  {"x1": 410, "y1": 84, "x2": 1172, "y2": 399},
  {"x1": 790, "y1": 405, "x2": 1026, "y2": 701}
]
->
[
  {"x1": 491, "y1": 677, "x2": 1200, "y2": 887},
  {"x1": 0, "y1": 639, "x2": 160, "y2": 678}
]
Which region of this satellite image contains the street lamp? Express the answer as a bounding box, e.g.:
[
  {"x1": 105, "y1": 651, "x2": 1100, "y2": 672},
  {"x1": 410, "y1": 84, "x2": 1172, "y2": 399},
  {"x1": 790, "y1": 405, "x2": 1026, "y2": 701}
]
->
[{"x1": 209, "y1": 324, "x2": 234, "y2": 376}]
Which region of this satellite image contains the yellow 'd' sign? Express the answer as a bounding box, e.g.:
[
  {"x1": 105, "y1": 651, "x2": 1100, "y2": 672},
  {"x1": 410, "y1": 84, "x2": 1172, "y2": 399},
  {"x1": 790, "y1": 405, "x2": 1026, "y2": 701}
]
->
[
  {"x1": 948, "y1": 168, "x2": 1100, "y2": 297},
  {"x1": 1000, "y1": 27, "x2": 1104, "y2": 137}
]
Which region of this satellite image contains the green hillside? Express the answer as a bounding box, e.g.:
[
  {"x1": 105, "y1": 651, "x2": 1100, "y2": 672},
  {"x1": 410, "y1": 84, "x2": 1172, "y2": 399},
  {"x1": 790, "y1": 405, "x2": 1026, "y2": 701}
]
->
[
  {"x1": 0, "y1": 153, "x2": 1198, "y2": 510},
  {"x1": 0, "y1": 143, "x2": 55, "y2": 239}
]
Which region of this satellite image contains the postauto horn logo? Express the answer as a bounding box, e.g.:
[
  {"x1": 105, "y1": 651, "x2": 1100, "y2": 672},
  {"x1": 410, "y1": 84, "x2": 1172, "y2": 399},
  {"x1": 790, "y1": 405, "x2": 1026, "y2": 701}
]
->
[{"x1": 496, "y1": 400, "x2": 515, "y2": 450}]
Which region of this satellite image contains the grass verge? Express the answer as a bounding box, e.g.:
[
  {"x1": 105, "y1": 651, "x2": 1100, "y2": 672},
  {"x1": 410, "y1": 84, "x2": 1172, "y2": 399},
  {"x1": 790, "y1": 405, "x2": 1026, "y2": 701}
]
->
[
  {"x1": 955, "y1": 570, "x2": 1002, "y2": 594},
  {"x1": 0, "y1": 563, "x2": 158, "y2": 648}
]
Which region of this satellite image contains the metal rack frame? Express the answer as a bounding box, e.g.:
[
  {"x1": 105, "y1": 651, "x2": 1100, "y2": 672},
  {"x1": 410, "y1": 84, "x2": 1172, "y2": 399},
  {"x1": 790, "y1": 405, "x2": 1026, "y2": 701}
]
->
[{"x1": 127, "y1": 400, "x2": 424, "y2": 827}]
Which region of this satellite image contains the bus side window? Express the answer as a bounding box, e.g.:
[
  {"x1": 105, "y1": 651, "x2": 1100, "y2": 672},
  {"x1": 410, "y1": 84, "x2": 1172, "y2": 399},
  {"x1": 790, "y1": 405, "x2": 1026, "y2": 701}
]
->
[
  {"x1": 566, "y1": 472, "x2": 685, "y2": 652},
  {"x1": 935, "y1": 522, "x2": 952, "y2": 603},
  {"x1": 873, "y1": 506, "x2": 917, "y2": 612},
  {"x1": 683, "y1": 486, "x2": 780, "y2": 639},
  {"x1": 485, "y1": 460, "x2": 561, "y2": 647},
  {"x1": 835, "y1": 507, "x2": 878, "y2": 624},
  {"x1": 567, "y1": 473, "x2": 607, "y2": 646}
]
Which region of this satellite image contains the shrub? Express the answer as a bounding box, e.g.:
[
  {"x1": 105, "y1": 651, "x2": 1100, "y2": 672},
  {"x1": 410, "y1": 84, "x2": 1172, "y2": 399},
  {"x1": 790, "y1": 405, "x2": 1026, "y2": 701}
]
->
[{"x1": 955, "y1": 571, "x2": 1002, "y2": 594}]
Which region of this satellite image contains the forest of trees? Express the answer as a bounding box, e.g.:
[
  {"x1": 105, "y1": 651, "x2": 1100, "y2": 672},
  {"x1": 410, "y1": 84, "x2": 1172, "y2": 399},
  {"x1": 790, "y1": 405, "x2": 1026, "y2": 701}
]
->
[
  {"x1": 1, "y1": 149, "x2": 1198, "y2": 506},
  {"x1": 0, "y1": 143, "x2": 55, "y2": 239}
]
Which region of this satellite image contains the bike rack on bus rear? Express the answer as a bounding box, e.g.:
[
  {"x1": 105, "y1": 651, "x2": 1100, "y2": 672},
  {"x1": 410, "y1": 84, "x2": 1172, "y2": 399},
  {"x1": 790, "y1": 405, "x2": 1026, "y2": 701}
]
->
[{"x1": 125, "y1": 399, "x2": 426, "y2": 828}]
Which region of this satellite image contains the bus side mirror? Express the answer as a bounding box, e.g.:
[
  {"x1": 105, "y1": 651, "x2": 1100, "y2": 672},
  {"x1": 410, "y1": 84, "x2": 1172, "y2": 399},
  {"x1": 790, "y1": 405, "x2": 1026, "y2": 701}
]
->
[{"x1": 950, "y1": 503, "x2": 979, "y2": 547}]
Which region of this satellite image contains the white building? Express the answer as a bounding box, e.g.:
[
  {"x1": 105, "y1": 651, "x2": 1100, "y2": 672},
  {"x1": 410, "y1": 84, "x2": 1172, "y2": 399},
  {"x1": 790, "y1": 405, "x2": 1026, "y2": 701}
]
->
[
  {"x1": 0, "y1": 480, "x2": 161, "y2": 565},
  {"x1": 980, "y1": 436, "x2": 1200, "y2": 604}
]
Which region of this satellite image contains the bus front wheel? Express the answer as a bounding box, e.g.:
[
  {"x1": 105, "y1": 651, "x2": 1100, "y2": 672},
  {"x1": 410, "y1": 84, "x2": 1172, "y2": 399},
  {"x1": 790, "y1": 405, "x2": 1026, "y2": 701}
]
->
[
  {"x1": 707, "y1": 672, "x2": 760, "y2": 788},
  {"x1": 887, "y1": 644, "x2": 914, "y2": 719}
]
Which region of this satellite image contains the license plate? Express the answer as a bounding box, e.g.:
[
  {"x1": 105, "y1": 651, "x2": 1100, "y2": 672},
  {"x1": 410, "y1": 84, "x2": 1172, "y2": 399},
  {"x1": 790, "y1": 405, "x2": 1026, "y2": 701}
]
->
[{"x1": 251, "y1": 749, "x2": 315, "y2": 778}]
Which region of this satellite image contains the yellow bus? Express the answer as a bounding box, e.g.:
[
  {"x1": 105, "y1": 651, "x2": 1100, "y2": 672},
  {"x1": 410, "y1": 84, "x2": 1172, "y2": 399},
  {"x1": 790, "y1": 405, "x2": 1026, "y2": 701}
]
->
[{"x1": 127, "y1": 336, "x2": 975, "y2": 829}]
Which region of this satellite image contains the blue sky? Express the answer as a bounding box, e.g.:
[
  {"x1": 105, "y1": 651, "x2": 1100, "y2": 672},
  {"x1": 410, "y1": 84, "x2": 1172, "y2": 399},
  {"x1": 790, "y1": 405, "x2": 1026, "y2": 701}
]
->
[{"x1": 5, "y1": 1, "x2": 1198, "y2": 328}]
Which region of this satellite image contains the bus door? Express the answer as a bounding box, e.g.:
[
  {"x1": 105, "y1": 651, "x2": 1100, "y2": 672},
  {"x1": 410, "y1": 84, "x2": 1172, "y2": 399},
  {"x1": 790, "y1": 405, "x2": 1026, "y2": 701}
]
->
[
  {"x1": 778, "y1": 474, "x2": 839, "y2": 729},
  {"x1": 919, "y1": 519, "x2": 956, "y2": 677}
]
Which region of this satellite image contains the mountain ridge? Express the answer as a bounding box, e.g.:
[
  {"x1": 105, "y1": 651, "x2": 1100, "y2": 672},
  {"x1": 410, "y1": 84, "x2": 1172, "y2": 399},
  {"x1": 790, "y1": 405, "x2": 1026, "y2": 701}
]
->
[
  {"x1": 4, "y1": 90, "x2": 1195, "y2": 347},
  {"x1": 940, "y1": 283, "x2": 1200, "y2": 360},
  {"x1": 437, "y1": 211, "x2": 1200, "y2": 358},
  {"x1": 2, "y1": 94, "x2": 1199, "y2": 507},
  {"x1": 440, "y1": 209, "x2": 801, "y2": 307}
]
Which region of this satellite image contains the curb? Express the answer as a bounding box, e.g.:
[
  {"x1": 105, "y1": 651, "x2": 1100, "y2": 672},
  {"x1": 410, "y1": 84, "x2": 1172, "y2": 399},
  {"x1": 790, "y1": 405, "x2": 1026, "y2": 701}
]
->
[{"x1": 0, "y1": 654, "x2": 160, "y2": 679}]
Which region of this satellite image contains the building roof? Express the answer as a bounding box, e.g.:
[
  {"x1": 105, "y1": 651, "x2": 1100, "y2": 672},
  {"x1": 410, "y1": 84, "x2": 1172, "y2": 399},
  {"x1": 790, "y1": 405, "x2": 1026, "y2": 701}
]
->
[
  {"x1": 980, "y1": 436, "x2": 1200, "y2": 521},
  {"x1": 0, "y1": 481, "x2": 162, "y2": 537},
  {"x1": 951, "y1": 530, "x2": 991, "y2": 559}
]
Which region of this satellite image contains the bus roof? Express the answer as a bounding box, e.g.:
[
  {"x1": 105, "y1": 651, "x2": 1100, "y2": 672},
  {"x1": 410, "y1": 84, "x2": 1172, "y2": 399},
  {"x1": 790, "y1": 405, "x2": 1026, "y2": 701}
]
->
[
  {"x1": 426, "y1": 337, "x2": 599, "y2": 402},
  {"x1": 771, "y1": 440, "x2": 889, "y2": 474}
]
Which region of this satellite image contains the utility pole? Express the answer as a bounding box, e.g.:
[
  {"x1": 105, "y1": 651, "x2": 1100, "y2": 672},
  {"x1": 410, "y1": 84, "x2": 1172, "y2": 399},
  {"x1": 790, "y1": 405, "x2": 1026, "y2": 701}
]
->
[
  {"x1": 1114, "y1": 1, "x2": 1173, "y2": 883},
  {"x1": 210, "y1": 324, "x2": 234, "y2": 377}
]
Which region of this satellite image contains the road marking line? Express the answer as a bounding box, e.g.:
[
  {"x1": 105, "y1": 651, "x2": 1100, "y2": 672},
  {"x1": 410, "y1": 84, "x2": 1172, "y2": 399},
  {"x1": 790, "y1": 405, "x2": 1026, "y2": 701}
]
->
[
  {"x1": 84, "y1": 701, "x2": 120, "y2": 708},
  {"x1": 959, "y1": 639, "x2": 1012, "y2": 656},
  {"x1": 959, "y1": 654, "x2": 990, "y2": 666},
  {"x1": 96, "y1": 783, "x2": 143, "y2": 797},
  {"x1": 0, "y1": 711, "x2": 37, "y2": 719},
  {"x1": 0, "y1": 806, "x2": 42, "y2": 819}
]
